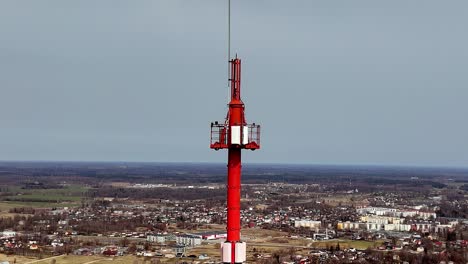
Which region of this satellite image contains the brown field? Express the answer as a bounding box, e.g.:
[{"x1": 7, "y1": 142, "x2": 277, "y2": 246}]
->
[
  {"x1": 0, "y1": 202, "x2": 35, "y2": 211},
  {"x1": 0, "y1": 212, "x2": 34, "y2": 218},
  {"x1": 0, "y1": 253, "x2": 37, "y2": 264},
  {"x1": 106, "y1": 182, "x2": 132, "y2": 188},
  {"x1": 0, "y1": 254, "x2": 146, "y2": 264},
  {"x1": 311, "y1": 239, "x2": 383, "y2": 250},
  {"x1": 0, "y1": 201, "x2": 33, "y2": 218}
]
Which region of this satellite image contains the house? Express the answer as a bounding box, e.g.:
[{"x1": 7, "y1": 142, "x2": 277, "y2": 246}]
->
[
  {"x1": 1, "y1": 230, "x2": 16, "y2": 238},
  {"x1": 29, "y1": 244, "x2": 39, "y2": 250},
  {"x1": 74, "y1": 248, "x2": 92, "y2": 255}
]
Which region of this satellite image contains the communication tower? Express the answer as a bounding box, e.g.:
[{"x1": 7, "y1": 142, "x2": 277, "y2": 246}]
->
[{"x1": 209, "y1": 2, "x2": 261, "y2": 263}]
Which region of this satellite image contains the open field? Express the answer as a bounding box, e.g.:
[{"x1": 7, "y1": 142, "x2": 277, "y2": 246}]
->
[
  {"x1": 0, "y1": 185, "x2": 89, "y2": 212},
  {"x1": 0, "y1": 253, "x2": 37, "y2": 263},
  {"x1": 26, "y1": 255, "x2": 132, "y2": 264},
  {"x1": 0, "y1": 254, "x2": 147, "y2": 264},
  {"x1": 0, "y1": 201, "x2": 79, "y2": 210},
  {"x1": 168, "y1": 223, "x2": 225, "y2": 233},
  {"x1": 0, "y1": 211, "x2": 34, "y2": 218},
  {"x1": 0, "y1": 202, "x2": 29, "y2": 211},
  {"x1": 107, "y1": 182, "x2": 132, "y2": 188},
  {"x1": 311, "y1": 239, "x2": 383, "y2": 250},
  {"x1": 3, "y1": 185, "x2": 88, "y2": 202},
  {"x1": 0, "y1": 254, "x2": 222, "y2": 264}
]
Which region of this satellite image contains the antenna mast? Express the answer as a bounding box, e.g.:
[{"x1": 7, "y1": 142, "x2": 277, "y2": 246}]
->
[{"x1": 210, "y1": 2, "x2": 261, "y2": 263}]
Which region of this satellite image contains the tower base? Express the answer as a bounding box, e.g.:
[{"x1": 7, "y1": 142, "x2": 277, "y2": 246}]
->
[{"x1": 221, "y1": 241, "x2": 246, "y2": 263}]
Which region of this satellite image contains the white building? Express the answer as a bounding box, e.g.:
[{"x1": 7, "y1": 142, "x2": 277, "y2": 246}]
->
[
  {"x1": 337, "y1": 221, "x2": 362, "y2": 230},
  {"x1": 358, "y1": 207, "x2": 436, "y2": 220},
  {"x1": 294, "y1": 220, "x2": 321, "y2": 229},
  {"x1": 366, "y1": 223, "x2": 382, "y2": 231},
  {"x1": 383, "y1": 224, "x2": 411, "y2": 232},
  {"x1": 358, "y1": 207, "x2": 397, "y2": 216},
  {"x1": 176, "y1": 235, "x2": 202, "y2": 247},
  {"x1": 147, "y1": 234, "x2": 166, "y2": 243},
  {"x1": 361, "y1": 216, "x2": 403, "y2": 225},
  {"x1": 190, "y1": 231, "x2": 227, "y2": 240},
  {"x1": 417, "y1": 211, "x2": 437, "y2": 220},
  {"x1": 413, "y1": 223, "x2": 431, "y2": 232},
  {"x1": 1, "y1": 230, "x2": 16, "y2": 238}
]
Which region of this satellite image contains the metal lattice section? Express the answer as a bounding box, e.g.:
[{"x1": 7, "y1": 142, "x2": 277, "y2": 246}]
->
[{"x1": 210, "y1": 122, "x2": 260, "y2": 150}]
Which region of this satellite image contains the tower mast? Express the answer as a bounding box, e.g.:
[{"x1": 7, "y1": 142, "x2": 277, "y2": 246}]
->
[{"x1": 209, "y1": 4, "x2": 261, "y2": 263}]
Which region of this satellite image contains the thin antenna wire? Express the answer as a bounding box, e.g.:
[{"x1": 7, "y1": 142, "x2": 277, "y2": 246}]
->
[
  {"x1": 227, "y1": 0, "x2": 231, "y2": 101},
  {"x1": 228, "y1": 0, "x2": 231, "y2": 63}
]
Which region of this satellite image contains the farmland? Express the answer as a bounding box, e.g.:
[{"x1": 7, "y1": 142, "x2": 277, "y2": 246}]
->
[{"x1": 0, "y1": 185, "x2": 89, "y2": 216}]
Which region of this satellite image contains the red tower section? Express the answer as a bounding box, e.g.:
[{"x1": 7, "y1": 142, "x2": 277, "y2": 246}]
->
[{"x1": 210, "y1": 57, "x2": 260, "y2": 264}]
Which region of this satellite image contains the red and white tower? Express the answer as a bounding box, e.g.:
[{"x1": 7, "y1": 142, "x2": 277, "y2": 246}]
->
[{"x1": 210, "y1": 57, "x2": 260, "y2": 263}]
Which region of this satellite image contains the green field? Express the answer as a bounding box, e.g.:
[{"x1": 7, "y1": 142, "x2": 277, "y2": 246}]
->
[{"x1": 0, "y1": 185, "x2": 89, "y2": 211}]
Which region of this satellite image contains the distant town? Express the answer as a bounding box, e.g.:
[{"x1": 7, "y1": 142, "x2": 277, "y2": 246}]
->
[{"x1": 1, "y1": 162, "x2": 468, "y2": 264}]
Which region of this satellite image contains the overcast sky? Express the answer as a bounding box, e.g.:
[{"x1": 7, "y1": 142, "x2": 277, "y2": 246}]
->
[{"x1": 0, "y1": 1, "x2": 467, "y2": 167}]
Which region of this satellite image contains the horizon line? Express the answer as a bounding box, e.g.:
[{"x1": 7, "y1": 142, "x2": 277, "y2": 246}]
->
[{"x1": 0, "y1": 159, "x2": 466, "y2": 170}]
